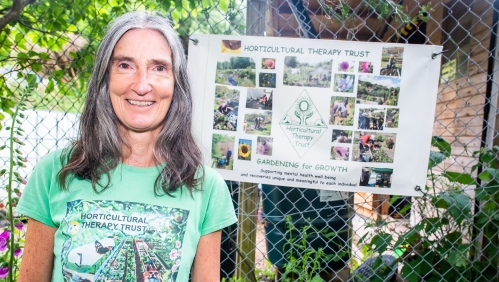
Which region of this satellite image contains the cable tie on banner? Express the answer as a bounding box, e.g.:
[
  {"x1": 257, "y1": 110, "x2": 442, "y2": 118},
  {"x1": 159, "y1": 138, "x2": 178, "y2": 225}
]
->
[
  {"x1": 189, "y1": 37, "x2": 199, "y2": 45},
  {"x1": 431, "y1": 50, "x2": 448, "y2": 59}
]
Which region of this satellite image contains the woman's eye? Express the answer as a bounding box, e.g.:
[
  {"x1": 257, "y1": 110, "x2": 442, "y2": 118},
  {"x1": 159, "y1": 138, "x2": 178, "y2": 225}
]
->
[{"x1": 118, "y1": 63, "x2": 130, "y2": 69}]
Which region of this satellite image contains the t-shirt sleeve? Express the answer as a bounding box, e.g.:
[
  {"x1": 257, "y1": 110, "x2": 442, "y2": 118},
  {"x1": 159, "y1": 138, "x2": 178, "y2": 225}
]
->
[
  {"x1": 200, "y1": 168, "x2": 237, "y2": 236},
  {"x1": 15, "y1": 151, "x2": 61, "y2": 228}
]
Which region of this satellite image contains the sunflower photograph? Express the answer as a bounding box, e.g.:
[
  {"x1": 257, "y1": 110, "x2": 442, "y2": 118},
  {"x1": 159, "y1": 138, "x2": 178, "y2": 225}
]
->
[{"x1": 238, "y1": 139, "x2": 252, "y2": 161}]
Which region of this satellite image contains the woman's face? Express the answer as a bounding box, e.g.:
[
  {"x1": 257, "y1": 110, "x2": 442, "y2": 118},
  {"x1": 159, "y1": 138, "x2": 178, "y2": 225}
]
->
[{"x1": 109, "y1": 28, "x2": 175, "y2": 134}]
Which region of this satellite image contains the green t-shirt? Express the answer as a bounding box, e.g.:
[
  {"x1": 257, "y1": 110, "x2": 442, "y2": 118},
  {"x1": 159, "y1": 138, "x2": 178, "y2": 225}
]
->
[{"x1": 16, "y1": 150, "x2": 237, "y2": 282}]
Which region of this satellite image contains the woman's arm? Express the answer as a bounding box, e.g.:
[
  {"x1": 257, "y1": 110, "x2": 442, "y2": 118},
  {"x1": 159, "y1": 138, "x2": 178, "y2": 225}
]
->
[
  {"x1": 191, "y1": 230, "x2": 222, "y2": 282},
  {"x1": 18, "y1": 218, "x2": 56, "y2": 282}
]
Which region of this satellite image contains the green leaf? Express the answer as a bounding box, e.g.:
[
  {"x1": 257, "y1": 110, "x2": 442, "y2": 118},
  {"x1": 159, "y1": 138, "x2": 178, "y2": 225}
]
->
[
  {"x1": 478, "y1": 170, "x2": 491, "y2": 181},
  {"x1": 428, "y1": 151, "x2": 446, "y2": 169},
  {"x1": 162, "y1": 0, "x2": 172, "y2": 10},
  {"x1": 370, "y1": 233, "x2": 392, "y2": 254},
  {"x1": 311, "y1": 275, "x2": 323, "y2": 282},
  {"x1": 442, "y1": 171, "x2": 477, "y2": 185},
  {"x1": 480, "y1": 149, "x2": 494, "y2": 162},
  {"x1": 45, "y1": 79, "x2": 55, "y2": 94},
  {"x1": 0, "y1": 48, "x2": 10, "y2": 60},
  {"x1": 109, "y1": 0, "x2": 119, "y2": 7},
  {"x1": 401, "y1": 257, "x2": 422, "y2": 282},
  {"x1": 32, "y1": 63, "x2": 43, "y2": 72},
  {"x1": 17, "y1": 52, "x2": 29, "y2": 59},
  {"x1": 431, "y1": 136, "x2": 451, "y2": 157},
  {"x1": 439, "y1": 191, "x2": 472, "y2": 223},
  {"x1": 189, "y1": 0, "x2": 197, "y2": 9},
  {"x1": 53, "y1": 70, "x2": 65, "y2": 79},
  {"x1": 219, "y1": 0, "x2": 228, "y2": 12},
  {"x1": 424, "y1": 217, "x2": 441, "y2": 235},
  {"x1": 447, "y1": 244, "x2": 470, "y2": 267}
]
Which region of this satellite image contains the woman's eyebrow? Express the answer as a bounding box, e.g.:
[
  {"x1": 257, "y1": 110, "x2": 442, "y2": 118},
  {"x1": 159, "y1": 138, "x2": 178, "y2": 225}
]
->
[
  {"x1": 150, "y1": 59, "x2": 172, "y2": 67},
  {"x1": 111, "y1": 55, "x2": 135, "y2": 64}
]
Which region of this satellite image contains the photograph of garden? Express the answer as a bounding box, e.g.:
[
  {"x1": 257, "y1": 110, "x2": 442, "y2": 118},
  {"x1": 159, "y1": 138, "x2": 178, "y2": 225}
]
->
[
  {"x1": 334, "y1": 74, "x2": 355, "y2": 93},
  {"x1": 262, "y1": 58, "x2": 276, "y2": 69},
  {"x1": 244, "y1": 111, "x2": 272, "y2": 135},
  {"x1": 215, "y1": 56, "x2": 256, "y2": 87},
  {"x1": 246, "y1": 88, "x2": 273, "y2": 110},
  {"x1": 386, "y1": 108, "x2": 400, "y2": 128},
  {"x1": 330, "y1": 96, "x2": 356, "y2": 126},
  {"x1": 357, "y1": 107, "x2": 386, "y2": 131},
  {"x1": 238, "y1": 139, "x2": 252, "y2": 161},
  {"x1": 352, "y1": 132, "x2": 397, "y2": 163},
  {"x1": 358, "y1": 167, "x2": 393, "y2": 188},
  {"x1": 380, "y1": 46, "x2": 404, "y2": 76},
  {"x1": 211, "y1": 134, "x2": 235, "y2": 170},
  {"x1": 213, "y1": 86, "x2": 240, "y2": 131},
  {"x1": 330, "y1": 146, "x2": 350, "y2": 161},
  {"x1": 283, "y1": 56, "x2": 332, "y2": 87},
  {"x1": 332, "y1": 129, "x2": 353, "y2": 143},
  {"x1": 256, "y1": 136, "x2": 273, "y2": 156},
  {"x1": 357, "y1": 75, "x2": 401, "y2": 106}
]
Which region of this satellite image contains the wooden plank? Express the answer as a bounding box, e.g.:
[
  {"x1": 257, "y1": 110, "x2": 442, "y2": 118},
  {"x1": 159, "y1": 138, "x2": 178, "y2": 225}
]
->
[
  {"x1": 435, "y1": 105, "x2": 484, "y2": 120},
  {"x1": 471, "y1": 0, "x2": 495, "y2": 18},
  {"x1": 438, "y1": 72, "x2": 487, "y2": 93},
  {"x1": 448, "y1": 136, "x2": 483, "y2": 148},
  {"x1": 235, "y1": 182, "x2": 258, "y2": 282},
  {"x1": 432, "y1": 125, "x2": 484, "y2": 138},
  {"x1": 448, "y1": 145, "x2": 481, "y2": 157},
  {"x1": 443, "y1": 157, "x2": 479, "y2": 172},
  {"x1": 434, "y1": 93, "x2": 486, "y2": 112},
  {"x1": 438, "y1": 77, "x2": 488, "y2": 101},
  {"x1": 433, "y1": 115, "x2": 485, "y2": 130}
]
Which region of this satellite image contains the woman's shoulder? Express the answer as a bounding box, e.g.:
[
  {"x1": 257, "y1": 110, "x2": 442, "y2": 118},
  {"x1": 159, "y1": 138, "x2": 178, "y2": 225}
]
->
[
  {"x1": 32, "y1": 148, "x2": 74, "y2": 176},
  {"x1": 199, "y1": 166, "x2": 223, "y2": 181}
]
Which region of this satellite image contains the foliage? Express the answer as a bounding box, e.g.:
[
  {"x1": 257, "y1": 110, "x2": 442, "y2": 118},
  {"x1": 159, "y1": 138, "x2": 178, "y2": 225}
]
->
[
  {"x1": 254, "y1": 259, "x2": 276, "y2": 281},
  {"x1": 0, "y1": 0, "x2": 245, "y2": 115},
  {"x1": 359, "y1": 136, "x2": 499, "y2": 281},
  {"x1": 280, "y1": 216, "x2": 346, "y2": 282},
  {"x1": 0, "y1": 78, "x2": 33, "y2": 282},
  {"x1": 318, "y1": 0, "x2": 433, "y2": 39},
  {"x1": 372, "y1": 148, "x2": 392, "y2": 163}
]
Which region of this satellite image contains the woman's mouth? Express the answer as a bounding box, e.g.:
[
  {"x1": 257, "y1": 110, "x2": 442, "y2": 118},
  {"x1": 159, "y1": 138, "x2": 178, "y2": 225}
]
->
[{"x1": 127, "y1": 99, "x2": 154, "y2": 106}]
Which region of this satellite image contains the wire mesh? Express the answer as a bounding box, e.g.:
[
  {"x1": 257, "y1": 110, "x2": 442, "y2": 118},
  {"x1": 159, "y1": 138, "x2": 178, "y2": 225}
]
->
[{"x1": 1, "y1": 0, "x2": 498, "y2": 281}]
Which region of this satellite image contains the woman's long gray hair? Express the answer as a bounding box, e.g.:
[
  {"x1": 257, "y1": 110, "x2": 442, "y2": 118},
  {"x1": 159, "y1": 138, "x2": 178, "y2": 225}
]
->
[{"x1": 58, "y1": 11, "x2": 203, "y2": 195}]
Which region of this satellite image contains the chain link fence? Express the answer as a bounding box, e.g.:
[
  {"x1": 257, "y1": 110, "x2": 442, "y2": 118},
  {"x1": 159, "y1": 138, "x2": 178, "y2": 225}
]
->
[{"x1": 1, "y1": 0, "x2": 498, "y2": 281}]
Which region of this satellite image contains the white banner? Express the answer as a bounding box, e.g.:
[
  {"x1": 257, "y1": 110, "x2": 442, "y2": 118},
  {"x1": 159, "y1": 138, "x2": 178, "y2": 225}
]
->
[{"x1": 187, "y1": 35, "x2": 442, "y2": 196}]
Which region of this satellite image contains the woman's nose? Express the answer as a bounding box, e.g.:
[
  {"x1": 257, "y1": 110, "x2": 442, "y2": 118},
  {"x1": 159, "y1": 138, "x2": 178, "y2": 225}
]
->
[{"x1": 131, "y1": 69, "x2": 152, "y2": 95}]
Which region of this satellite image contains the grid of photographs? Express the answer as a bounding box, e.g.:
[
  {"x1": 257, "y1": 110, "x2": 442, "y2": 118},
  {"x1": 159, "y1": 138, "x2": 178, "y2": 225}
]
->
[
  {"x1": 214, "y1": 39, "x2": 404, "y2": 182},
  {"x1": 214, "y1": 40, "x2": 277, "y2": 169},
  {"x1": 326, "y1": 46, "x2": 404, "y2": 188}
]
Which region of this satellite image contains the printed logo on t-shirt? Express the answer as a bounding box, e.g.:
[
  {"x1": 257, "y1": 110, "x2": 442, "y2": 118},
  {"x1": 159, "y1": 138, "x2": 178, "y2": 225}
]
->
[{"x1": 60, "y1": 199, "x2": 189, "y2": 282}]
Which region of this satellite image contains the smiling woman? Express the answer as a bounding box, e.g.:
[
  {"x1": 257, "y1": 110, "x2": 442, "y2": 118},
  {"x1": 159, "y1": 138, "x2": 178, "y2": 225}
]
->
[
  {"x1": 16, "y1": 12, "x2": 237, "y2": 282},
  {"x1": 109, "y1": 29, "x2": 175, "y2": 133}
]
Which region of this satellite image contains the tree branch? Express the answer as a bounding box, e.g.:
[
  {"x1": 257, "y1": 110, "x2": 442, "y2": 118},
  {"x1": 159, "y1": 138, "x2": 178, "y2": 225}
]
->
[{"x1": 0, "y1": 0, "x2": 30, "y2": 32}]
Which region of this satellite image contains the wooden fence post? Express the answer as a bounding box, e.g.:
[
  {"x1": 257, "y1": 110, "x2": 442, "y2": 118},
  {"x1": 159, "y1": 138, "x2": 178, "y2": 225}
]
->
[
  {"x1": 235, "y1": 182, "x2": 259, "y2": 281},
  {"x1": 234, "y1": 1, "x2": 266, "y2": 280}
]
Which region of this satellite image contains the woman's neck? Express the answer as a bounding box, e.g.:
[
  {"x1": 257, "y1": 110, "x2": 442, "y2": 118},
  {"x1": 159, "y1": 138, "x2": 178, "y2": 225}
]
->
[{"x1": 121, "y1": 128, "x2": 161, "y2": 167}]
